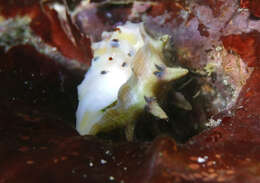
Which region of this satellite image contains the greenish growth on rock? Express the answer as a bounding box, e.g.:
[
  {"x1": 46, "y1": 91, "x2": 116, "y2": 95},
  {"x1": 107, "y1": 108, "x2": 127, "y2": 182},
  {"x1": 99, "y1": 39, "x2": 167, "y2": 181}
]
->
[
  {"x1": 0, "y1": 17, "x2": 32, "y2": 51},
  {"x1": 0, "y1": 16, "x2": 86, "y2": 72}
]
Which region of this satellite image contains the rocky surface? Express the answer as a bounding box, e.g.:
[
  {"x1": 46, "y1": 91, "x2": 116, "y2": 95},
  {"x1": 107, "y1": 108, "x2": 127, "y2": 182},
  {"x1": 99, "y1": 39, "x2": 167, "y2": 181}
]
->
[{"x1": 0, "y1": 0, "x2": 260, "y2": 183}]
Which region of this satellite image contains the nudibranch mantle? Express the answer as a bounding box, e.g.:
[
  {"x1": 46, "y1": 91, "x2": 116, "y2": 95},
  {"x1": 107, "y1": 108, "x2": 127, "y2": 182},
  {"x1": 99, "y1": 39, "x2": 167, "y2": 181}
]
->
[{"x1": 76, "y1": 22, "x2": 188, "y2": 140}]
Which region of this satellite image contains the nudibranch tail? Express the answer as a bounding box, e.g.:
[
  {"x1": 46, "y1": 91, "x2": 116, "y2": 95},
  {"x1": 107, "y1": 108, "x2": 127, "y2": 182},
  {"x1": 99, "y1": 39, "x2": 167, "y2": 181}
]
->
[{"x1": 76, "y1": 21, "x2": 188, "y2": 140}]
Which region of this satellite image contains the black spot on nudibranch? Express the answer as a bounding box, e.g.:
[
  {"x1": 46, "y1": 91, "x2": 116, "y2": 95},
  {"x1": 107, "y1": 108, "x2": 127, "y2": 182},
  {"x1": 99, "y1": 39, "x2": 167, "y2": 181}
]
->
[
  {"x1": 111, "y1": 39, "x2": 120, "y2": 48},
  {"x1": 154, "y1": 71, "x2": 163, "y2": 78},
  {"x1": 154, "y1": 64, "x2": 164, "y2": 78},
  {"x1": 128, "y1": 50, "x2": 134, "y2": 57},
  {"x1": 144, "y1": 96, "x2": 156, "y2": 104},
  {"x1": 101, "y1": 71, "x2": 108, "y2": 75},
  {"x1": 122, "y1": 62, "x2": 127, "y2": 67},
  {"x1": 155, "y1": 64, "x2": 164, "y2": 71},
  {"x1": 93, "y1": 57, "x2": 99, "y2": 62}
]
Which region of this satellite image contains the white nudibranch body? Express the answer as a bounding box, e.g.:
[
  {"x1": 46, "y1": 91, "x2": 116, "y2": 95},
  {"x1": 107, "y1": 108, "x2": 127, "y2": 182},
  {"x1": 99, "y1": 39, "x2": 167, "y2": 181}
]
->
[{"x1": 76, "y1": 22, "x2": 188, "y2": 140}]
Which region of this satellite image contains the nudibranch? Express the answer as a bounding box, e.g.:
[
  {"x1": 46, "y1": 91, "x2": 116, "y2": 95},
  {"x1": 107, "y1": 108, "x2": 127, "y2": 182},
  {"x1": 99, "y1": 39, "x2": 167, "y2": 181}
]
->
[{"x1": 76, "y1": 22, "x2": 188, "y2": 141}]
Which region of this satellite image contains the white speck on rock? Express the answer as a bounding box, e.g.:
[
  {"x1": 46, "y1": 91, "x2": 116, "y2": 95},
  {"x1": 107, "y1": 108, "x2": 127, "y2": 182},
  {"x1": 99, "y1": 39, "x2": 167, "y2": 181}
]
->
[
  {"x1": 89, "y1": 162, "x2": 94, "y2": 167},
  {"x1": 205, "y1": 118, "x2": 222, "y2": 128},
  {"x1": 109, "y1": 176, "x2": 115, "y2": 181},
  {"x1": 215, "y1": 46, "x2": 223, "y2": 52},
  {"x1": 101, "y1": 159, "x2": 107, "y2": 164},
  {"x1": 197, "y1": 156, "x2": 208, "y2": 163}
]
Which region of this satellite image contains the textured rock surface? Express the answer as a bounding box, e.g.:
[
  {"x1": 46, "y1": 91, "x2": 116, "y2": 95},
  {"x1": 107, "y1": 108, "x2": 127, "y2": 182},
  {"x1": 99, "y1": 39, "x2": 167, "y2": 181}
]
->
[
  {"x1": 0, "y1": 0, "x2": 260, "y2": 183},
  {"x1": 0, "y1": 0, "x2": 92, "y2": 65}
]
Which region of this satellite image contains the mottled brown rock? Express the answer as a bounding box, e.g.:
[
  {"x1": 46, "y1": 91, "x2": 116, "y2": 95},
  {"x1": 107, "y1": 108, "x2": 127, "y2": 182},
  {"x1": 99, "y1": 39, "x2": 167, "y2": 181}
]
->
[
  {"x1": 0, "y1": 0, "x2": 260, "y2": 183},
  {"x1": 0, "y1": 0, "x2": 92, "y2": 64},
  {"x1": 240, "y1": 0, "x2": 260, "y2": 17},
  {"x1": 222, "y1": 32, "x2": 260, "y2": 67}
]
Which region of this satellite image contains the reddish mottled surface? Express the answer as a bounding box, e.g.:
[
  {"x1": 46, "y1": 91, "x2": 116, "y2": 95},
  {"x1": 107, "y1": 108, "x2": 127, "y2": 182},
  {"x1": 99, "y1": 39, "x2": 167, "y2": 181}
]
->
[
  {"x1": 0, "y1": 44, "x2": 147, "y2": 183},
  {"x1": 240, "y1": 0, "x2": 260, "y2": 17},
  {"x1": 0, "y1": 0, "x2": 260, "y2": 183},
  {"x1": 198, "y1": 23, "x2": 210, "y2": 37},
  {"x1": 148, "y1": 0, "x2": 185, "y2": 18},
  {"x1": 196, "y1": 0, "x2": 224, "y2": 17},
  {"x1": 0, "y1": 0, "x2": 92, "y2": 64},
  {"x1": 38, "y1": 4, "x2": 92, "y2": 64},
  {"x1": 222, "y1": 32, "x2": 260, "y2": 67},
  {"x1": 75, "y1": 2, "x2": 132, "y2": 41},
  {"x1": 0, "y1": 0, "x2": 40, "y2": 18}
]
